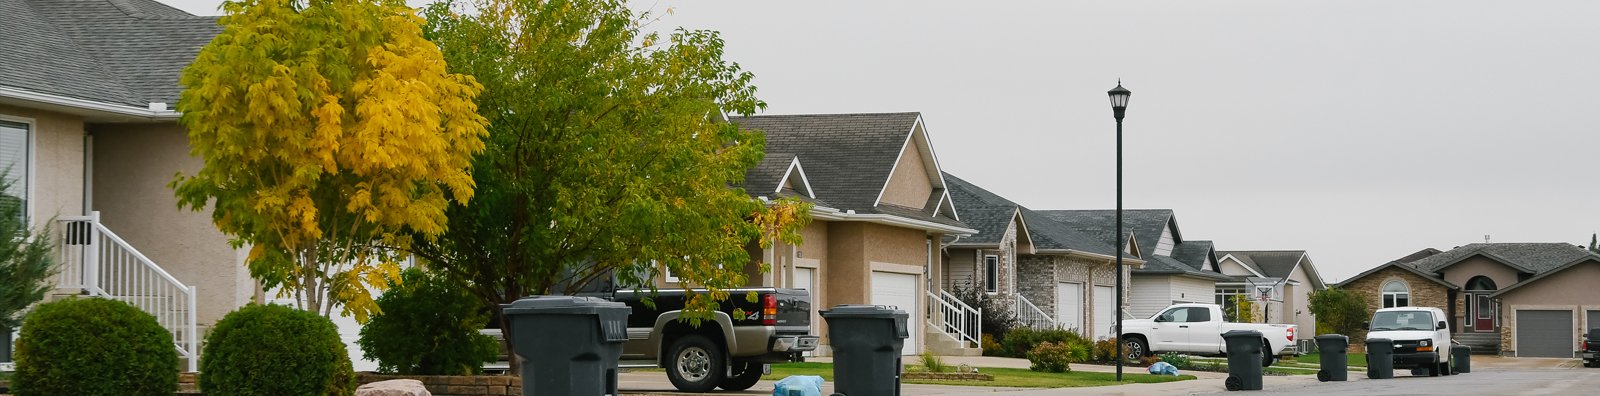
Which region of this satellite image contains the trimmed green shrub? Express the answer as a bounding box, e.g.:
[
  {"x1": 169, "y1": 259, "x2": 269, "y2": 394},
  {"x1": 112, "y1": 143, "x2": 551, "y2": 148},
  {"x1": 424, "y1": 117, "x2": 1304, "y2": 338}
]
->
[
  {"x1": 1090, "y1": 339, "x2": 1120, "y2": 363},
  {"x1": 358, "y1": 268, "x2": 497, "y2": 375},
  {"x1": 1027, "y1": 341, "x2": 1087, "y2": 373},
  {"x1": 999, "y1": 327, "x2": 1092, "y2": 358},
  {"x1": 200, "y1": 304, "x2": 355, "y2": 396},
  {"x1": 12, "y1": 298, "x2": 177, "y2": 396}
]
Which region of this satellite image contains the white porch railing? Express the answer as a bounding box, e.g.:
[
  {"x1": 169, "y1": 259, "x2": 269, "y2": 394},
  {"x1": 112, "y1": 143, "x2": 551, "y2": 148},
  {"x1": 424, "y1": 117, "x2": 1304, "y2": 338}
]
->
[
  {"x1": 927, "y1": 290, "x2": 981, "y2": 346},
  {"x1": 1014, "y1": 293, "x2": 1057, "y2": 330},
  {"x1": 55, "y1": 212, "x2": 198, "y2": 372}
]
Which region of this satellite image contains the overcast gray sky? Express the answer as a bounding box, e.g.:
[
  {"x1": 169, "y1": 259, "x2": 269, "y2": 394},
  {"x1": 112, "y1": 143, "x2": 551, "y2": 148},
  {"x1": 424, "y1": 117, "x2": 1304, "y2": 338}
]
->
[{"x1": 162, "y1": 0, "x2": 1600, "y2": 282}]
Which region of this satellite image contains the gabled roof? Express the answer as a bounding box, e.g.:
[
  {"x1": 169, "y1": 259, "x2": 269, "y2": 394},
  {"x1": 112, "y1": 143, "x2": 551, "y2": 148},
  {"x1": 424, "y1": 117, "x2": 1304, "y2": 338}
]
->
[
  {"x1": 1217, "y1": 253, "x2": 1267, "y2": 277},
  {"x1": 1332, "y1": 260, "x2": 1459, "y2": 290},
  {"x1": 1393, "y1": 248, "x2": 1443, "y2": 264},
  {"x1": 1037, "y1": 209, "x2": 1172, "y2": 258},
  {"x1": 1138, "y1": 255, "x2": 1234, "y2": 281},
  {"x1": 731, "y1": 113, "x2": 970, "y2": 233},
  {"x1": 1171, "y1": 240, "x2": 1216, "y2": 271},
  {"x1": 1217, "y1": 251, "x2": 1303, "y2": 279},
  {"x1": 1, "y1": 0, "x2": 219, "y2": 110},
  {"x1": 1491, "y1": 255, "x2": 1600, "y2": 297},
  {"x1": 943, "y1": 173, "x2": 1124, "y2": 257},
  {"x1": 1018, "y1": 208, "x2": 1126, "y2": 258},
  {"x1": 1402, "y1": 243, "x2": 1593, "y2": 275}
]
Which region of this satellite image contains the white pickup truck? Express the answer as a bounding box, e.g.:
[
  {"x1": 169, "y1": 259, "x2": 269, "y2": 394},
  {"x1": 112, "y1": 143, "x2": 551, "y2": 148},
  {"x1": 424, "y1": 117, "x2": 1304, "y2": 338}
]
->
[{"x1": 1120, "y1": 303, "x2": 1298, "y2": 366}]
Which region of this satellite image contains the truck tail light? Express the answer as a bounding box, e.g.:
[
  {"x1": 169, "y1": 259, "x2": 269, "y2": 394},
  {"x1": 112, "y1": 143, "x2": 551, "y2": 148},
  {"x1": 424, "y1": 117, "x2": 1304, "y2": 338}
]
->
[
  {"x1": 1583, "y1": 340, "x2": 1589, "y2": 350},
  {"x1": 1286, "y1": 327, "x2": 1295, "y2": 342},
  {"x1": 762, "y1": 294, "x2": 777, "y2": 326}
]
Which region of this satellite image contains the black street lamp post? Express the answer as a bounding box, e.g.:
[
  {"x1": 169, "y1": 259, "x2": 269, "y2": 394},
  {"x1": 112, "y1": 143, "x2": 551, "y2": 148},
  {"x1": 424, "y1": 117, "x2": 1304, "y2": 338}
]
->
[{"x1": 1107, "y1": 81, "x2": 1131, "y2": 381}]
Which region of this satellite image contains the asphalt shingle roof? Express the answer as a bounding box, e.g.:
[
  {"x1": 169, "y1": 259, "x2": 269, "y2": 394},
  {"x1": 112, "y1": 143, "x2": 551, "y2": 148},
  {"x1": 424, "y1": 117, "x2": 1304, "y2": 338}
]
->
[
  {"x1": 1171, "y1": 240, "x2": 1215, "y2": 271},
  {"x1": 1402, "y1": 243, "x2": 1598, "y2": 275},
  {"x1": 731, "y1": 113, "x2": 966, "y2": 230},
  {"x1": 1, "y1": 0, "x2": 220, "y2": 107},
  {"x1": 942, "y1": 173, "x2": 1019, "y2": 246},
  {"x1": 1217, "y1": 251, "x2": 1305, "y2": 279},
  {"x1": 1037, "y1": 209, "x2": 1172, "y2": 258}
]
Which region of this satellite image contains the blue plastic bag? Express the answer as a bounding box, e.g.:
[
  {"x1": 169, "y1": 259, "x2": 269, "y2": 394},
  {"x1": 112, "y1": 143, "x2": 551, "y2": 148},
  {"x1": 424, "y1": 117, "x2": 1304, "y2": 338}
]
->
[
  {"x1": 1148, "y1": 361, "x2": 1180, "y2": 376},
  {"x1": 772, "y1": 375, "x2": 825, "y2": 396}
]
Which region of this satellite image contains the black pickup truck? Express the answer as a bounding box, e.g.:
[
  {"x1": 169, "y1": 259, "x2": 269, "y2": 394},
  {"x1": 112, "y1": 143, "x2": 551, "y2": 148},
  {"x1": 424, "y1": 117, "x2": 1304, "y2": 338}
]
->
[
  {"x1": 1584, "y1": 328, "x2": 1599, "y2": 368},
  {"x1": 612, "y1": 288, "x2": 818, "y2": 392}
]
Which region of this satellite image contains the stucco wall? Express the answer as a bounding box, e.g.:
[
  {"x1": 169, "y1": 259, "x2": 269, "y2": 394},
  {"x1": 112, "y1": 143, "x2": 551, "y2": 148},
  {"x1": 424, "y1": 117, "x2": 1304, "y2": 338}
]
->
[
  {"x1": 1341, "y1": 266, "x2": 1450, "y2": 351},
  {"x1": 1439, "y1": 256, "x2": 1522, "y2": 329},
  {"x1": 90, "y1": 123, "x2": 252, "y2": 328},
  {"x1": 0, "y1": 104, "x2": 85, "y2": 226},
  {"x1": 1285, "y1": 267, "x2": 1317, "y2": 334},
  {"x1": 878, "y1": 143, "x2": 933, "y2": 209},
  {"x1": 1496, "y1": 260, "x2": 1600, "y2": 357}
]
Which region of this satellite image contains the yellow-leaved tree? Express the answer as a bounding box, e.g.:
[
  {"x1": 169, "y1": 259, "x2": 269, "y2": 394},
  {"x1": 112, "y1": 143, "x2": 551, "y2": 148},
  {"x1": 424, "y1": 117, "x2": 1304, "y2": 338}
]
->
[{"x1": 173, "y1": 0, "x2": 488, "y2": 321}]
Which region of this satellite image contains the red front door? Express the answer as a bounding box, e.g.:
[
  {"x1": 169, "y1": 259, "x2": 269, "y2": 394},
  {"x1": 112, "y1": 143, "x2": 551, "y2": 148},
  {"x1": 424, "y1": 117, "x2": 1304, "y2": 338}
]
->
[{"x1": 1473, "y1": 294, "x2": 1494, "y2": 331}]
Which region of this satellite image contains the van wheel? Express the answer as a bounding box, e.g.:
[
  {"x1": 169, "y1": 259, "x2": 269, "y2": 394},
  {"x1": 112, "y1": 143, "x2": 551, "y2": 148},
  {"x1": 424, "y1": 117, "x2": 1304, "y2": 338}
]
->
[
  {"x1": 1428, "y1": 353, "x2": 1442, "y2": 377},
  {"x1": 666, "y1": 335, "x2": 725, "y2": 392},
  {"x1": 719, "y1": 360, "x2": 764, "y2": 391}
]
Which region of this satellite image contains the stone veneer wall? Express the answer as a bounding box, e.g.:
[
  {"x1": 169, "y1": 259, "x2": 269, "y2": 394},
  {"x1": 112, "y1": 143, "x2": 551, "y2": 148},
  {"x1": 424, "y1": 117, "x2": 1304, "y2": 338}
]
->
[
  {"x1": 1015, "y1": 254, "x2": 1126, "y2": 334},
  {"x1": 1339, "y1": 266, "x2": 1450, "y2": 352}
]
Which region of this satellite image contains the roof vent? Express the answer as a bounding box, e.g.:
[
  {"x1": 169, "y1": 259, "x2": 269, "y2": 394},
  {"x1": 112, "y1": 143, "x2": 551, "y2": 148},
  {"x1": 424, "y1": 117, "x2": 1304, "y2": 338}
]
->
[{"x1": 148, "y1": 102, "x2": 168, "y2": 111}]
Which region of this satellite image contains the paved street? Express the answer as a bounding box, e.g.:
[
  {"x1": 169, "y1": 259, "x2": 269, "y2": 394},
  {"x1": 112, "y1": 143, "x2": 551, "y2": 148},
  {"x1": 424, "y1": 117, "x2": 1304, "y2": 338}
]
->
[{"x1": 621, "y1": 356, "x2": 1600, "y2": 395}]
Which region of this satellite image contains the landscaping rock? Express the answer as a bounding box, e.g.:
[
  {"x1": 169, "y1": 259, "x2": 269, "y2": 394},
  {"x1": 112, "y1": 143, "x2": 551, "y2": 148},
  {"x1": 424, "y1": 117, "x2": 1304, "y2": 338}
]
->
[{"x1": 356, "y1": 379, "x2": 432, "y2": 396}]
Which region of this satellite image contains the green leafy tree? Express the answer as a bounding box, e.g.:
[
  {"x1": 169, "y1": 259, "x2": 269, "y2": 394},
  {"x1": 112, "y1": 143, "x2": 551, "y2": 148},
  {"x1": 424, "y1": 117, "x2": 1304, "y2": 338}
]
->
[
  {"x1": 412, "y1": 0, "x2": 810, "y2": 367},
  {"x1": 1309, "y1": 287, "x2": 1368, "y2": 336},
  {"x1": 1588, "y1": 233, "x2": 1597, "y2": 254},
  {"x1": 0, "y1": 172, "x2": 54, "y2": 337},
  {"x1": 173, "y1": 0, "x2": 489, "y2": 321}
]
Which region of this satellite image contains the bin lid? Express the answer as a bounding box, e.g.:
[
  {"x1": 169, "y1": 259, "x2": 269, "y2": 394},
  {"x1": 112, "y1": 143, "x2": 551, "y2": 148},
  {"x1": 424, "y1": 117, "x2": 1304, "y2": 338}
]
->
[
  {"x1": 1364, "y1": 337, "x2": 1393, "y2": 344},
  {"x1": 501, "y1": 295, "x2": 632, "y2": 342},
  {"x1": 1314, "y1": 334, "x2": 1349, "y2": 341},
  {"x1": 820, "y1": 304, "x2": 909, "y2": 339},
  {"x1": 1221, "y1": 329, "x2": 1263, "y2": 339}
]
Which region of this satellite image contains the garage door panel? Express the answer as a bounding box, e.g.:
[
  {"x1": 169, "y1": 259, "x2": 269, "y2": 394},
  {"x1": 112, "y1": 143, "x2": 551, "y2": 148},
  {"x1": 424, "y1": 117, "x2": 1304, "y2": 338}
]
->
[
  {"x1": 1094, "y1": 286, "x2": 1115, "y2": 340},
  {"x1": 1057, "y1": 282, "x2": 1083, "y2": 332},
  {"x1": 871, "y1": 271, "x2": 918, "y2": 355},
  {"x1": 1517, "y1": 310, "x2": 1573, "y2": 358}
]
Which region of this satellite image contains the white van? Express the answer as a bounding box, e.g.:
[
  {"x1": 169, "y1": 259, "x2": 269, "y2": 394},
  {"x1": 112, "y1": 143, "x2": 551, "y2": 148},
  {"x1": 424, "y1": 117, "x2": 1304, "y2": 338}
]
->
[{"x1": 1367, "y1": 306, "x2": 1453, "y2": 376}]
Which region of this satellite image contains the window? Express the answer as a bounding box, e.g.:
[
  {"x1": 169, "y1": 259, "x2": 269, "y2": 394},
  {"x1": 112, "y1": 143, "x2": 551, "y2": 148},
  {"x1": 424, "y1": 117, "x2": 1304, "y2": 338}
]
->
[
  {"x1": 983, "y1": 255, "x2": 999, "y2": 293},
  {"x1": 1157, "y1": 307, "x2": 1190, "y2": 322},
  {"x1": 1382, "y1": 280, "x2": 1410, "y2": 308},
  {"x1": 1186, "y1": 307, "x2": 1211, "y2": 322},
  {"x1": 0, "y1": 120, "x2": 29, "y2": 221}
]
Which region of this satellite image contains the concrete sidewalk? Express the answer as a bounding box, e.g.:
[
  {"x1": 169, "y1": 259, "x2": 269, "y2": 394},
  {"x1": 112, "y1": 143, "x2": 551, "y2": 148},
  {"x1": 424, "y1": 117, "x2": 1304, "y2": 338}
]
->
[{"x1": 806, "y1": 355, "x2": 1230, "y2": 379}]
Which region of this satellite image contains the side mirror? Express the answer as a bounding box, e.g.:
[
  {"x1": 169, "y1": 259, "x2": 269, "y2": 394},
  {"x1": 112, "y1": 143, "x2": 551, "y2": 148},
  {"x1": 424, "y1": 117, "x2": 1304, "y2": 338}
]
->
[
  {"x1": 1154, "y1": 316, "x2": 1166, "y2": 323},
  {"x1": 1362, "y1": 322, "x2": 1370, "y2": 329},
  {"x1": 1437, "y1": 321, "x2": 1448, "y2": 330}
]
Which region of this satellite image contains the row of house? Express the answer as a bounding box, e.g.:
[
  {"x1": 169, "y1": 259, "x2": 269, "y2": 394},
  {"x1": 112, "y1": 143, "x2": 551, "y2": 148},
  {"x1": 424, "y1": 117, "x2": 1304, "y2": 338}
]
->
[{"x1": 2, "y1": 0, "x2": 1335, "y2": 365}]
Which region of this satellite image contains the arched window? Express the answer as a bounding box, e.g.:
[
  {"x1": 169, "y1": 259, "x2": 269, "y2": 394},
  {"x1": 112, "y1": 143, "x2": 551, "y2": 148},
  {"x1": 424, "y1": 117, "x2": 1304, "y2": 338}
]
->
[
  {"x1": 1466, "y1": 276, "x2": 1497, "y2": 291},
  {"x1": 1382, "y1": 280, "x2": 1410, "y2": 308}
]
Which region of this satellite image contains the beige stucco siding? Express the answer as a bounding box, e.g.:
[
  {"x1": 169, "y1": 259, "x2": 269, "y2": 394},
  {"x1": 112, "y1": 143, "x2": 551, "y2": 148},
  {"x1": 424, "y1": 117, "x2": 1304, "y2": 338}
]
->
[
  {"x1": 90, "y1": 123, "x2": 251, "y2": 327},
  {"x1": 1495, "y1": 260, "x2": 1600, "y2": 356},
  {"x1": 1441, "y1": 256, "x2": 1521, "y2": 290},
  {"x1": 879, "y1": 143, "x2": 933, "y2": 209},
  {"x1": 1285, "y1": 267, "x2": 1316, "y2": 335},
  {"x1": 0, "y1": 104, "x2": 85, "y2": 225}
]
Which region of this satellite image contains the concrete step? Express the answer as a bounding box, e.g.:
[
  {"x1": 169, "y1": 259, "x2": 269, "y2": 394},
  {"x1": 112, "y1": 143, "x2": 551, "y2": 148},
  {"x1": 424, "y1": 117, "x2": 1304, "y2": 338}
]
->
[{"x1": 923, "y1": 330, "x2": 981, "y2": 356}]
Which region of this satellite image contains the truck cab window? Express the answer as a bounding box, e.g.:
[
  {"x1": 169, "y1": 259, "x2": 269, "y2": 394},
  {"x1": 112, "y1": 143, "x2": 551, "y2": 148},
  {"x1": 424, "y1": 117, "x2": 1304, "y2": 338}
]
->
[
  {"x1": 1187, "y1": 307, "x2": 1212, "y2": 322},
  {"x1": 1159, "y1": 307, "x2": 1190, "y2": 322}
]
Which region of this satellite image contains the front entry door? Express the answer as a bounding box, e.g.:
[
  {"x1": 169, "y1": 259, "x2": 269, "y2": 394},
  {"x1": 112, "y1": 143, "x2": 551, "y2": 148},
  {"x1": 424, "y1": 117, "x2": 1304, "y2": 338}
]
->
[{"x1": 1473, "y1": 294, "x2": 1494, "y2": 332}]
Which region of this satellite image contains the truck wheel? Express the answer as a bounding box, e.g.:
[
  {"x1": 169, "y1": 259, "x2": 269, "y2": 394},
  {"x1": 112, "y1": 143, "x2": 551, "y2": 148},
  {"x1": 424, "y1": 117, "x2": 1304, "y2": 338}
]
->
[
  {"x1": 1122, "y1": 337, "x2": 1148, "y2": 363},
  {"x1": 719, "y1": 360, "x2": 764, "y2": 391},
  {"x1": 1261, "y1": 340, "x2": 1275, "y2": 367},
  {"x1": 1428, "y1": 353, "x2": 1442, "y2": 377},
  {"x1": 666, "y1": 335, "x2": 725, "y2": 392}
]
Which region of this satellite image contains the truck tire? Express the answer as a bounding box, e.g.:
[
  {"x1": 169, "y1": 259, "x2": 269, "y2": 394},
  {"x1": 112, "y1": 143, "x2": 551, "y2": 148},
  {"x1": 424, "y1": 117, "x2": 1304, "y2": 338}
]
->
[
  {"x1": 719, "y1": 360, "x2": 764, "y2": 391},
  {"x1": 1261, "y1": 340, "x2": 1275, "y2": 367},
  {"x1": 1427, "y1": 353, "x2": 1442, "y2": 377},
  {"x1": 1122, "y1": 336, "x2": 1149, "y2": 363},
  {"x1": 666, "y1": 335, "x2": 725, "y2": 392}
]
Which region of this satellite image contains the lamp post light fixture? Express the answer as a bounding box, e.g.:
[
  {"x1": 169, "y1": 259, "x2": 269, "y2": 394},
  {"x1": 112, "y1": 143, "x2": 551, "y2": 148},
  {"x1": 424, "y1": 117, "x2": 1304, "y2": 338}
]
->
[{"x1": 1108, "y1": 80, "x2": 1130, "y2": 381}]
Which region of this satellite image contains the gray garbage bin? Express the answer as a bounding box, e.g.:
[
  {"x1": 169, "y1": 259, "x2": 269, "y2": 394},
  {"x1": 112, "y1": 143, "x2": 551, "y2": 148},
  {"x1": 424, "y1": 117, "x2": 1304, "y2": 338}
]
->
[
  {"x1": 821, "y1": 305, "x2": 909, "y2": 396},
  {"x1": 1365, "y1": 338, "x2": 1394, "y2": 379},
  {"x1": 1315, "y1": 334, "x2": 1349, "y2": 382},
  {"x1": 1452, "y1": 345, "x2": 1470, "y2": 374},
  {"x1": 1222, "y1": 330, "x2": 1264, "y2": 391},
  {"x1": 502, "y1": 295, "x2": 631, "y2": 396}
]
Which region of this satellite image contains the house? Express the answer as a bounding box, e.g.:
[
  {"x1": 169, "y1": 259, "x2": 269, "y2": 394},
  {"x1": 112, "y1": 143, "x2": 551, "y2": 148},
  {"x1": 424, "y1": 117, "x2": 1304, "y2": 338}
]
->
[
  {"x1": 941, "y1": 173, "x2": 1140, "y2": 342},
  {"x1": 1335, "y1": 243, "x2": 1600, "y2": 357},
  {"x1": 1039, "y1": 210, "x2": 1233, "y2": 320},
  {"x1": 726, "y1": 113, "x2": 978, "y2": 356},
  {"x1": 1214, "y1": 250, "x2": 1327, "y2": 339},
  {"x1": 1, "y1": 0, "x2": 245, "y2": 371}
]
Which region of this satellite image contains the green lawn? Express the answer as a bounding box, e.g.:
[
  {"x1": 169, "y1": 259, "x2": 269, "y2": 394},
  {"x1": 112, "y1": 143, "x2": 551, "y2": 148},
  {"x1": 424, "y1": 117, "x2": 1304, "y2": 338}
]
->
[
  {"x1": 762, "y1": 362, "x2": 1195, "y2": 388},
  {"x1": 1295, "y1": 352, "x2": 1368, "y2": 367}
]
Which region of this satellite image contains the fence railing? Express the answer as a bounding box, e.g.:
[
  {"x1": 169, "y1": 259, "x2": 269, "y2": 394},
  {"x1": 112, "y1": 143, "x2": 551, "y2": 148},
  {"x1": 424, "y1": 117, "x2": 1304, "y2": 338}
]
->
[
  {"x1": 1014, "y1": 293, "x2": 1058, "y2": 330},
  {"x1": 927, "y1": 290, "x2": 981, "y2": 346},
  {"x1": 55, "y1": 212, "x2": 198, "y2": 372}
]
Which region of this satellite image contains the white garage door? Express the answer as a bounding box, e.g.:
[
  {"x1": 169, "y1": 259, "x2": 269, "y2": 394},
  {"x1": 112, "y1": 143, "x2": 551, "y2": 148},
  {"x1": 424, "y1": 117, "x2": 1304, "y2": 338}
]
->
[
  {"x1": 1516, "y1": 310, "x2": 1573, "y2": 358},
  {"x1": 1094, "y1": 286, "x2": 1116, "y2": 340},
  {"x1": 1057, "y1": 282, "x2": 1084, "y2": 332},
  {"x1": 871, "y1": 271, "x2": 918, "y2": 355}
]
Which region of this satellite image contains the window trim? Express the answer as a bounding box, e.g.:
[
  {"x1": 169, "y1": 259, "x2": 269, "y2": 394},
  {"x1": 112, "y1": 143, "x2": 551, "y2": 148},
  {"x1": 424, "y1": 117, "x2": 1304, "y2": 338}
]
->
[
  {"x1": 1381, "y1": 279, "x2": 1410, "y2": 308},
  {"x1": 0, "y1": 115, "x2": 36, "y2": 224},
  {"x1": 983, "y1": 255, "x2": 999, "y2": 294}
]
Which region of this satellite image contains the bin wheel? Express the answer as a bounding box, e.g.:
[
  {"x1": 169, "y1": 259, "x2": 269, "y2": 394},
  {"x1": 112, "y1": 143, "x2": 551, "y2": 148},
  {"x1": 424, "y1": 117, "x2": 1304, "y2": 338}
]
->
[
  {"x1": 1317, "y1": 370, "x2": 1330, "y2": 382},
  {"x1": 718, "y1": 360, "x2": 764, "y2": 391},
  {"x1": 1225, "y1": 376, "x2": 1243, "y2": 391},
  {"x1": 666, "y1": 335, "x2": 725, "y2": 392}
]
